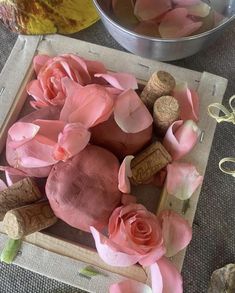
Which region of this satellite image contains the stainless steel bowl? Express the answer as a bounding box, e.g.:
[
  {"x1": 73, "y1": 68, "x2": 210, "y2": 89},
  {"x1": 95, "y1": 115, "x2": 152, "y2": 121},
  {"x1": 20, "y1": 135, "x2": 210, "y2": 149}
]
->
[{"x1": 93, "y1": 0, "x2": 235, "y2": 61}]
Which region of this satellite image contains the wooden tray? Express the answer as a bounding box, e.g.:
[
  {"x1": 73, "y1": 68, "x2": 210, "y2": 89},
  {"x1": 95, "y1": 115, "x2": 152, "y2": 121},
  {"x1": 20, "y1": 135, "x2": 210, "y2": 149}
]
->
[{"x1": 0, "y1": 34, "x2": 227, "y2": 292}]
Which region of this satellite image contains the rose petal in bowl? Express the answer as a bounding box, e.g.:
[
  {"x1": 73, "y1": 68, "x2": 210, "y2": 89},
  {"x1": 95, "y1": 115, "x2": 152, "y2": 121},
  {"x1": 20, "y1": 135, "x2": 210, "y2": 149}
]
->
[
  {"x1": 159, "y1": 8, "x2": 202, "y2": 38},
  {"x1": 134, "y1": 0, "x2": 172, "y2": 21},
  {"x1": 185, "y1": 1, "x2": 211, "y2": 18}
]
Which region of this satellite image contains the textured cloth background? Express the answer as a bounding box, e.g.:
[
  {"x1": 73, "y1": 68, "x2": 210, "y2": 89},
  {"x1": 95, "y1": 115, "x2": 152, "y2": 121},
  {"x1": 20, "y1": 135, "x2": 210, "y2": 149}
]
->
[{"x1": 0, "y1": 20, "x2": 234, "y2": 293}]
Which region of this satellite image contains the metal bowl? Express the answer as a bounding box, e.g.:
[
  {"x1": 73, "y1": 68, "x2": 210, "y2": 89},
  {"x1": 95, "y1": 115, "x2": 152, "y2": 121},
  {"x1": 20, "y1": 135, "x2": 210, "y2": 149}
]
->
[{"x1": 93, "y1": 0, "x2": 235, "y2": 61}]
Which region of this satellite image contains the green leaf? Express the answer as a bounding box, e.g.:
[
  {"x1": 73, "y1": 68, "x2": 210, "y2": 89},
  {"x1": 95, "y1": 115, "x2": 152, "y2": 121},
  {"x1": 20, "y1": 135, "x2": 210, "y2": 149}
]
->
[
  {"x1": 79, "y1": 266, "x2": 105, "y2": 279},
  {"x1": 0, "y1": 238, "x2": 22, "y2": 264}
]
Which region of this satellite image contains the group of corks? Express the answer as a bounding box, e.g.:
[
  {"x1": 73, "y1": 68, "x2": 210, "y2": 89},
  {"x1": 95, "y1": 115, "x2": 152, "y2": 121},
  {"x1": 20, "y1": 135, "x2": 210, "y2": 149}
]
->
[
  {"x1": 130, "y1": 70, "x2": 180, "y2": 185},
  {"x1": 141, "y1": 70, "x2": 179, "y2": 135},
  {"x1": 0, "y1": 178, "x2": 57, "y2": 240},
  {"x1": 0, "y1": 70, "x2": 179, "y2": 240}
]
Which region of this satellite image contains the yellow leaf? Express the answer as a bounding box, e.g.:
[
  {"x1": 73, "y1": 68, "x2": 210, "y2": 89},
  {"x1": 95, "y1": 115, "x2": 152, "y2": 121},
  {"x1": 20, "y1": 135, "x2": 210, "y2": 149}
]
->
[{"x1": 0, "y1": 0, "x2": 99, "y2": 34}]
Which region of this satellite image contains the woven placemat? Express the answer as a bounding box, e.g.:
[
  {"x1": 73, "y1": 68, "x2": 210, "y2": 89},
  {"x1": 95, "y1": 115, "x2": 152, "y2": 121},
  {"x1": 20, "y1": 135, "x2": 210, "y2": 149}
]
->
[{"x1": 0, "y1": 20, "x2": 235, "y2": 293}]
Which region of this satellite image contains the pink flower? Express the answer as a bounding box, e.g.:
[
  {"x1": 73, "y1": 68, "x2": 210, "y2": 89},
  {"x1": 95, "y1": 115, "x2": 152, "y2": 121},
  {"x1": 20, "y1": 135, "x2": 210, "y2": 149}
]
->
[
  {"x1": 91, "y1": 204, "x2": 191, "y2": 266},
  {"x1": 91, "y1": 204, "x2": 191, "y2": 292},
  {"x1": 27, "y1": 54, "x2": 107, "y2": 108}
]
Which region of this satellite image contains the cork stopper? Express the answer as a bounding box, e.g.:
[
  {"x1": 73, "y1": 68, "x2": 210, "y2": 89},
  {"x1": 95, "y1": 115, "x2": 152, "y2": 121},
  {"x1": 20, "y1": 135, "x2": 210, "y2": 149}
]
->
[
  {"x1": 130, "y1": 141, "x2": 172, "y2": 184},
  {"x1": 140, "y1": 71, "x2": 176, "y2": 110},
  {"x1": 3, "y1": 201, "x2": 57, "y2": 239},
  {"x1": 0, "y1": 178, "x2": 42, "y2": 221},
  {"x1": 153, "y1": 95, "x2": 180, "y2": 136}
]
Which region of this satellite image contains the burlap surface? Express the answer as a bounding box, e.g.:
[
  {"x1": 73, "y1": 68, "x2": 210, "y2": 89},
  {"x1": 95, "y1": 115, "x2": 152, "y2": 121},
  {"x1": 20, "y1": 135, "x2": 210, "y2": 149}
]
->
[{"x1": 0, "y1": 20, "x2": 234, "y2": 293}]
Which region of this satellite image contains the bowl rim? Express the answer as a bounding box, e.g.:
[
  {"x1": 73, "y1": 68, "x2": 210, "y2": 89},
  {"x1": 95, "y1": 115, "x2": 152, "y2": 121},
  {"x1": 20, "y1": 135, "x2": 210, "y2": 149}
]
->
[{"x1": 93, "y1": 0, "x2": 235, "y2": 42}]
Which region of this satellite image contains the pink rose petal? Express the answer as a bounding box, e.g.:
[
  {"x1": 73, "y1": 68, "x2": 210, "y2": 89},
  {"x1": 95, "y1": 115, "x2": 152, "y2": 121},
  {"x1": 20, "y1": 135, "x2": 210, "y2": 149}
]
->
[
  {"x1": 114, "y1": 89, "x2": 153, "y2": 133},
  {"x1": 172, "y1": 0, "x2": 200, "y2": 6},
  {"x1": 138, "y1": 243, "x2": 166, "y2": 266},
  {"x1": 95, "y1": 72, "x2": 138, "y2": 91},
  {"x1": 157, "y1": 257, "x2": 183, "y2": 293},
  {"x1": 150, "y1": 262, "x2": 163, "y2": 293},
  {"x1": 33, "y1": 54, "x2": 51, "y2": 75},
  {"x1": 27, "y1": 80, "x2": 48, "y2": 109},
  {"x1": 166, "y1": 162, "x2": 203, "y2": 200},
  {"x1": 0, "y1": 166, "x2": 27, "y2": 186},
  {"x1": 90, "y1": 226, "x2": 140, "y2": 267},
  {"x1": 163, "y1": 120, "x2": 200, "y2": 160},
  {"x1": 118, "y1": 155, "x2": 134, "y2": 193},
  {"x1": 60, "y1": 78, "x2": 114, "y2": 128},
  {"x1": 134, "y1": 0, "x2": 172, "y2": 21},
  {"x1": 53, "y1": 123, "x2": 90, "y2": 161},
  {"x1": 186, "y1": 2, "x2": 211, "y2": 17},
  {"x1": 109, "y1": 279, "x2": 152, "y2": 293},
  {"x1": 8, "y1": 122, "x2": 40, "y2": 148},
  {"x1": 159, "y1": 8, "x2": 202, "y2": 38},
  {"x1": 173, "y1": 82, "x2": 199, "y2": 122},
  {"x1": 85, "y1": 59, "x2": 107, "y2": 76},
  {"x1": 159, "y1": 210, "x2": 192, "y2": 257}
]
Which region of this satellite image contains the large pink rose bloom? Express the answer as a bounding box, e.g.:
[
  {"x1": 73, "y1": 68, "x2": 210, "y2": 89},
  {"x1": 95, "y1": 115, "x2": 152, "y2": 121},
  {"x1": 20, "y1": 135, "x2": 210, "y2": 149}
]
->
[
  {"x1": 91, "y1": 204, "x2": 192, "y2": 293},
  {"x1": 27, "y1": 54, "x2": 106, "y2": 108}
]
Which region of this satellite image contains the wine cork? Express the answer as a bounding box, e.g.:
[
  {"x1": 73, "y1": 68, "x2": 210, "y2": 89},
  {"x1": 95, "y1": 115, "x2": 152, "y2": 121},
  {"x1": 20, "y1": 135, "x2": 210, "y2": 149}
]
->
[
  {"x1": 153, "y1": 95, "x2": 180, "y2": 136},
  {"x1": 130, "y1": 142, "x2": 172, "y2": 184},
  {"x1": 3, "y1": 201, "x2": 57, "y2": 239},
  {"x1": 0, "y1": 178, "x2": 42, "y2": 221},
  {"x1": 140, "y1": 71, "x2": 176, "y2": 110}
]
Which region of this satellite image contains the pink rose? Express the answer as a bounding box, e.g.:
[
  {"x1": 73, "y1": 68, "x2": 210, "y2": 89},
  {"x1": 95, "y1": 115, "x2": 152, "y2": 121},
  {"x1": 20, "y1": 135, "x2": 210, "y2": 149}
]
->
[
  {"x1": 91, "y1": 204, "x2": 192, "y2": 293},
  {"x1": 27, "y1": 54, "x2": 106, "y2": 108}
]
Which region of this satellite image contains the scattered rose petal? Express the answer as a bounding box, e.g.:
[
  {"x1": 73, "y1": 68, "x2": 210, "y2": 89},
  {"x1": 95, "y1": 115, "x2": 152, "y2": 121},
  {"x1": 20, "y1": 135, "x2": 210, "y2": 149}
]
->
[
  {"x1": 118, "y1": 155, "x2": 134, "y2": 193},
  {"x1": 90, "y1": 226, "x2": 140, "y2": 266},
  {"x1": 110, "y1": 279, "x2": 152, "y2": 293},
  {"x1": 159, "y1": 8, "x2": 202, "y2": 38},
  {"x1": 163, "y1": 120, "x2": 200, "y2": 160},
  {"x1": 159, "y1": 210, "x2": 192, "y2": 257},
  {"x1": 95, "y1": 72, "x2": 138, "y2": 91},
  {"x1": 114, "y1": 89, "x2": 153, "y2": 133},
  {"x1": 185, "y1": 1, "x2": 211, "y2": 18},
  {"x1": 157, "y1": 257, "x2": 183, "y2": 293},
  {"x1": 134, "y1": 0, "x2": 172, "y2": 21},
  {"x1": 173, "y1": 82, "x2": 199, "y2": 122},
  {"x1": 0, "y1": 166, "x2": 27, "y2": 186},
  {"x1": 8, "y1": 122, "x2": 40, "y2": 148},
  {"x1": 150, "y1": 262, "x2": 163, "y2": 293},
  {"x1": 166, "y1": 162, "x2": 203, "y2": 200},
  {"x1": 60, "y1": 78, "x2": 114, "y2": 128},
  {"x1": 53, "y1": 123, "x2": 91, "y2": 161}
]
